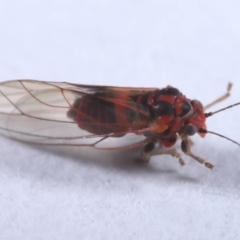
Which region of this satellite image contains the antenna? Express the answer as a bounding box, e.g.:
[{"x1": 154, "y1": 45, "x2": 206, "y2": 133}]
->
[
  {"x1": 199, "y1": 128, "x2": 240, "y2": 147},
  {"x1": 199, "y1": 83, "x2": 240, "y2": 147},
  {"x1": 205, "y1": 102, "x2": 240, "y2": 118}
]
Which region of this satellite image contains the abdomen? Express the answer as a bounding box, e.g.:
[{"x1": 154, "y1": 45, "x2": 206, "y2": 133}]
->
[{"x1": 67, "y1": 92, "x2": 152, "y2": 135}]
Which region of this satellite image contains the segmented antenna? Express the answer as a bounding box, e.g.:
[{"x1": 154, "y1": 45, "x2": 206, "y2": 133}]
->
[
  {"x1": 205, "y1": 102, "x2": 240, "y2": 117},
  {"x1": 199, "y1": 129, "x2": 240, "y2": 147},
  {"x1": 201, "y1": 100, "x2": 240, "y2": 146}
]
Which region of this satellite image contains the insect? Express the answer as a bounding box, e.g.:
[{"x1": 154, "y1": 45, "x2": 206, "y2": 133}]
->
[{"x1": 0, "y1": 80, "x2": 239, "y2": 169}]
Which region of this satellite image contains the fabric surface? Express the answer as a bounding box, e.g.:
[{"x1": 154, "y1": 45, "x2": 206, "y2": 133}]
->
[{"x1": 0, "y1": 1, "x2": 240, "y2": 240}]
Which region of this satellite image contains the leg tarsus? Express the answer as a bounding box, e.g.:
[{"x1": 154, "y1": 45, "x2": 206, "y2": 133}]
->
[
  {"x1": 205, "y1": 162, "x2": 214, "y2": 169},
  {"x1": 179, "y1": 158, "x2": 185, "y2": 166}
]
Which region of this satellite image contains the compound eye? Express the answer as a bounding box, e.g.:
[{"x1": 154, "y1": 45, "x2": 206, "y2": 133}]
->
[
  {"x1": 184, "y1": 124, "x2": 198, "y2": 136},
  {"x1": 191, "y1": 100, "x2": 203, "y2": 109}
]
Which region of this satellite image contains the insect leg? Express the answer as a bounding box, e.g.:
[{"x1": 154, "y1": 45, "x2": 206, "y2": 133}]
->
[
  {"x1": 141, "y1": 141, "x2": 185, "y2": 166},
  {"x1": 141, "y1": 141, "x2": 156, "y2": 162},
  {"x1": 177, "y1": 135, "x2": 194, "y2": 145},
  {"x1": 204, "y1": 83, "x2": 232, "y2": 111},
  {"x1": 181, "y1": 136, "x2": 213, "y2": 169}
]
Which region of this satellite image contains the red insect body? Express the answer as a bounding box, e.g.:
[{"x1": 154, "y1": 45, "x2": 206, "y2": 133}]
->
[
  {"x1": 0, "y1": 80, "x2": 238, "y2": 168},
  {"x1": 68, "y1": 91, "x2": 151, "y2": 136}
]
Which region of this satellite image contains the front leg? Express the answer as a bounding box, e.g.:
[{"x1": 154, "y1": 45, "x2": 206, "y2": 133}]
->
[
  {"x1": 180, "y1": 135, "x2": 213, "y2": 169},
  {"x1": 141, "y1": 141, "x2": 185, "y2": 166},
  {"x1": 141, "y1": 137, "x2": 213, "y2": 169}
]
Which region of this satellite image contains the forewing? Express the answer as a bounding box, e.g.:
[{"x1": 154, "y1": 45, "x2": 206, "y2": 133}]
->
[{"x1": 0, "y1": 80, "x2": 158, "y2": 149}]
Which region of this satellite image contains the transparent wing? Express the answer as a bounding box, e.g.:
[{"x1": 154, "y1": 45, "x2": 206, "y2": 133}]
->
[{"x1": 0, "y1": 80, "x2": 159, "y2": 149}]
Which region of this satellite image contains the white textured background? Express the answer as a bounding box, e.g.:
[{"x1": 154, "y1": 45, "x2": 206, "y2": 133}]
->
[{"x1": 0, "y1": 1, "x2": 240, "y2": 240}]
